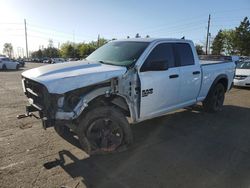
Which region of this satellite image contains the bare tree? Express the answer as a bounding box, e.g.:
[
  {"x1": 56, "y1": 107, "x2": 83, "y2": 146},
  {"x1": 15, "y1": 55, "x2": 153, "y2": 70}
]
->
[
  {"x1": 48, "y1": 39, "x2": 54, "y2": 48},
  {"x1": 3, "y1": 43, "x2": 13, "y2": 58}
]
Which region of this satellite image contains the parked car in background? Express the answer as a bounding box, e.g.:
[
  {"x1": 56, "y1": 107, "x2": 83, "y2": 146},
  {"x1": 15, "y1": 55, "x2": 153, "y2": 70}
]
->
[
  {"x1": 33, "y1": 58, "x2": 44, "y2": 63},
  {"x1": 234, "y1": 60, "x2": 250, "y2": 87},
  {"x1": 42, "y1": 58, "x2": 51, "y2": 64},
  {"x1": 51, "y1": 58, "x2": 65, "y2": 64},
  {"x1": 231, "y1": 55, "x2": 240, "y2": 64},
  {"x1": 15, "y1": 59, "x2": 25, "y2": 67},
  {"x1": 0, "y1": 57, "x2": 20, "y2": 70},
  {"x1": 23, "y1": 58, "x2": 33, "y2": 62}
]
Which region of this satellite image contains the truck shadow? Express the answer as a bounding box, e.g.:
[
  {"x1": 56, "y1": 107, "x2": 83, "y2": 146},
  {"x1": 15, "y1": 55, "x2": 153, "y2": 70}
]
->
[
  {"x1": 233, "y1": 86, "x2": 250, "y2": 90},
  {"x1": 44, "y1": 105, "x2": 250, "y2": 188},
  {"x1": 0, "y1": 68, "x2": 24, "y2": 72}
]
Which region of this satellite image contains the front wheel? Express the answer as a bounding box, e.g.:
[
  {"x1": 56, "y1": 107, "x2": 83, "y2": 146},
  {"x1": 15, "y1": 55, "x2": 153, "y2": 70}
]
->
[
  {"x1": 77, "y1": 106, "x2": 133, "y2": 155},
  {"x1": 54, "y1": 124, "x2": 71, "y2": 138},
  {"x1": 203, "y1": 83, "x2": 225, "y2": 113}
]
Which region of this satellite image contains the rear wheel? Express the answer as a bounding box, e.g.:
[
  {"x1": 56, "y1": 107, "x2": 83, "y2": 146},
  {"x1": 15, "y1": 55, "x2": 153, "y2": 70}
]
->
[
  {"x1": 77, "y1": 106, "x2": 133, "y2": 155},
  {"x1": 203, "y1": 83, "x2": 225, "y2": 112}
]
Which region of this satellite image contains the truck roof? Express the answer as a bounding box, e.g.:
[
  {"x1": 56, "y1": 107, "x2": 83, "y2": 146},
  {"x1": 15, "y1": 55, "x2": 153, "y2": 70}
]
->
[{"x1": 114, "y1": 38, "x2": 192, "y2": 43}]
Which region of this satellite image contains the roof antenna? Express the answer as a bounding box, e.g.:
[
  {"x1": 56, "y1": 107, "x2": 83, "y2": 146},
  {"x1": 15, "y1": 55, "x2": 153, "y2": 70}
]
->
[{"x1": 181, "y1": 36, "x2": 185, "y2": 39}]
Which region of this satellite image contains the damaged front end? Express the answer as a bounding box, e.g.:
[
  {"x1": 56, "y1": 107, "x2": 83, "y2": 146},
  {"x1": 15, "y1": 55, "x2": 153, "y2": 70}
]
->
[
  {"x1": 18, "y1": 77, "x2": 117, "y2": 130},
  {"x1": 17, "y1": 77, "x2": 59, "y2": 129}
]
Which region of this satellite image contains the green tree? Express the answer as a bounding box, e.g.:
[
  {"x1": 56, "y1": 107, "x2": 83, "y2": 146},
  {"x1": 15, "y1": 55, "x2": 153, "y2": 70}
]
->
[
  {"x1": 98, "y1": 38, "x2": 108, "y2": 47},
  {"x1": 32, "y1": 38, "x2": 109, "y2": 59},
  {"x1": 3, "y1": 43, "x2": 13, "y2": 58},
  {"x1": 78, "y1": 43, "x2": 88, "y2": 58},
  {"x1": 44, "y1": 47, "x2": 59, "y2": 58},
  {"x1": 222, "y1": 30, "x2": 236, "y2": 55},
  {"x1": 60, "y1": 42, "x2": 75, "y2": 58},
  {"x1": 234, "y1": 17, "x2": 250, "y2": 55},
  {"x1": 211, "y1": 30, "x2": 224, "y2": 55},
  {"x1": 31, "y1": 49, "x2": 43, "y2": 58},
  {"x1": 195, "y1": 44, "x2": 204, "y2": 55},
  {"x1": 78, "y1": 43, "x2": 96, "y2": 58}
]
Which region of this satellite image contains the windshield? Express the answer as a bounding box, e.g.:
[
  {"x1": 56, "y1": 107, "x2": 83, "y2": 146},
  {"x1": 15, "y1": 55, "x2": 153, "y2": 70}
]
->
[
  {"x1": 236, "y1": 61, "x2": 250, "y2": 69},
  {"x1": 86, "y1": 41, "x2": 149, "y2": 67}
]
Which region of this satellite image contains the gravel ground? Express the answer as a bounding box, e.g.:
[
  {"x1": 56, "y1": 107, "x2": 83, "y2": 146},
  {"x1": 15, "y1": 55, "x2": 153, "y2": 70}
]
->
[{"x1": 0, "y1": 63, "x2": 250, "y2": 188}]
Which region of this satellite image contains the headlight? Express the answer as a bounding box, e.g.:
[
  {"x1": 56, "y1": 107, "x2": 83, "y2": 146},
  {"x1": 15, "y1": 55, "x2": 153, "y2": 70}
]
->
[{"x1": 57, "y1": 97, "x2": 64, "y2": 108}]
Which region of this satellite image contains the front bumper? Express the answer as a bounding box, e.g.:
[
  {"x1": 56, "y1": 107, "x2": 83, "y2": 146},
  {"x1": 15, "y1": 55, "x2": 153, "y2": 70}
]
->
[{"x1": 233, "y1": 78, "x2": 250, "y2": 87}]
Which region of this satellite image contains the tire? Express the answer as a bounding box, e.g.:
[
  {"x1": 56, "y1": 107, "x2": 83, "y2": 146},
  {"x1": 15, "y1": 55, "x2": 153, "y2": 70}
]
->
[
  {"x1": 54, "y1": 124, "x2": 71, "y2": 138},
  {"x1": 203, "y1": 83, "x2": 225, "y2": 113},
  {"x1": 16, "y1": 64, "x2": 19, "y2": 70},
  {"x1": 2, "y1": 64, "x2": 7, "y2": 70},
  {"x1": 77, "y1": 106, "x2": 133, "y2": 155}
]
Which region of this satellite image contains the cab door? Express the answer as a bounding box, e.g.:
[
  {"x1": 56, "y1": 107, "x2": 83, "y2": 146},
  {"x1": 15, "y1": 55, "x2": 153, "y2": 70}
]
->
[
  {"x1": 174, "y1": 43, "x2": 202, "y2": 105},
  {"x1": 138, "y1": 43, "x2": 180, "y2": 119}
]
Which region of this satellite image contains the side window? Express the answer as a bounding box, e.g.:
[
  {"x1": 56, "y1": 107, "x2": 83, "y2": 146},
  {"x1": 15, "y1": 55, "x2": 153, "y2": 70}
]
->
[
  {"x1": 175, "y1": 43, "x2": 194, "y2": 66},
  {"x1": 141, "y1": 43, "x2": 175, "y2": 71}
]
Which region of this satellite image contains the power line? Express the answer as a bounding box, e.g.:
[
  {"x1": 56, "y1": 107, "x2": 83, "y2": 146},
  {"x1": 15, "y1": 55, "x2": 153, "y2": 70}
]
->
[
  {"x1": 27, "y1": 23, "x2": 96, "y2": 40},
  {"x1": 120, "y1": 18, "x2": 208, "y2": 37},
  {"x1": 0, "y1": 22, "x2": 23, "y2": 25},
  {"x1": 148, "y1": 23, "x2": 206, "y2": 35}
]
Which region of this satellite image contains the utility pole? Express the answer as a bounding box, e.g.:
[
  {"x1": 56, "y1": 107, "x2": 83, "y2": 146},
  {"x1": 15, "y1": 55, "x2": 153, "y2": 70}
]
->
[
  {"x1": 97, "y1": 34, "x2": 100, "y2": 48},
  {"x1": 205, "y1": 14, "x2": 211, "y2": 55},
  {"x1": 22, "y1": 48, "x2": 24, "y2": 58},
  {"x1": 24, "y1": 19, "x2": 29, "y2": 58},
  {"x1": 208, "y1": 33, "x2": 211, "y2": 54}
]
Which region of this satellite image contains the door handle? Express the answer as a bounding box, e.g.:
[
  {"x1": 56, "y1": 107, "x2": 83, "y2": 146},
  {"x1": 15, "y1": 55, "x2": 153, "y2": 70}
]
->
[
  {"x1": 193, "y1": 71, "x2": 200, "y2": 75},
  {"x1": 169, "y1": 74, "x2": 179, "y2": 79}
]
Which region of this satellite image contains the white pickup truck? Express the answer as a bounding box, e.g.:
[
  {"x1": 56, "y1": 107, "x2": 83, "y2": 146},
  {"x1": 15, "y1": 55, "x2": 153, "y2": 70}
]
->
[{"x1": 19, "y1": 38, "x2": 235, "y2": 155}]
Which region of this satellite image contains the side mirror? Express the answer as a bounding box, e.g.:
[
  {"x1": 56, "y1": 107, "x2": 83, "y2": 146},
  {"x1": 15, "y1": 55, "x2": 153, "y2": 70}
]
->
[{"x1": 141, "y1": 60, "x2": 168, "y2": 72}]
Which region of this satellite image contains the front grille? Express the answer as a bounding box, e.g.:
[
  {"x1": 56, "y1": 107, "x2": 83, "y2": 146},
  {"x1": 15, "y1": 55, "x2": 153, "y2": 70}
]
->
[
  {"x1": 234, "y1": 75, "x2": 247, "y2": 80},
  {"x1": 23, "y1": 78, "x2": 47, "y2": 110}
]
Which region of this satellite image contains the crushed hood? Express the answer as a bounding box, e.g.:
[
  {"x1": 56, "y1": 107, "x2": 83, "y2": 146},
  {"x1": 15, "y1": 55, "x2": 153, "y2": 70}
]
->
[{"x1": 22, "y1": 61, "x2": 127, "y2": 94}]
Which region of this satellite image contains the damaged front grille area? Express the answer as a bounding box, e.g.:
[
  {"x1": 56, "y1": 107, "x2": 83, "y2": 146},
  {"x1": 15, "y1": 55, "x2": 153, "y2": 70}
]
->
[
  {"x1": 22, "y1": 78, "x2": 48, "y2": 111},
  {"x1": 21, "y1": 77, "x2": 57, "y2": 129}
]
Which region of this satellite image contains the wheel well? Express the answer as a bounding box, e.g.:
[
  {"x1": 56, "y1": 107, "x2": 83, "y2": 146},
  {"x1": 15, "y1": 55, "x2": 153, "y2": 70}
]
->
[
  {"x1": 86, "y1": 95, "x2": 130, "y2": 117},
  {"x1": 217, "y1": 77, "x2": 228, "y2": 91},
  {"x1": 206, "y1": 76, "x2": 228, "y2": 99}
]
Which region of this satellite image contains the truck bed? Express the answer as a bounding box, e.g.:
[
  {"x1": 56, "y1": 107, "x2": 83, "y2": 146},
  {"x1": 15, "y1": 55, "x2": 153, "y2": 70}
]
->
[
  {"x1": 200, "y1": 60, "x2": 232, "y2": 65},
  {"x1": 197, "y1": 60, "x2": 235, "y2": 101},
  {"x1": 199, "y1": 55, "x2": 233, "y2": 65}
]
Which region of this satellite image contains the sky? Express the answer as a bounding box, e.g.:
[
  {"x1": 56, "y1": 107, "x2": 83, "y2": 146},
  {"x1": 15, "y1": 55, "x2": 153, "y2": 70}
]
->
[{"x1": 0, "y1": 0, "x2": 249, "y2": 57}]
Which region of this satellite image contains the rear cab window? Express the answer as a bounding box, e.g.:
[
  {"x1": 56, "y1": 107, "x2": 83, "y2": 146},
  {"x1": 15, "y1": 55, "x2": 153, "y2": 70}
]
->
[{"x1": 174, "y1": 43, "x2": 195, "y2": 66}]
